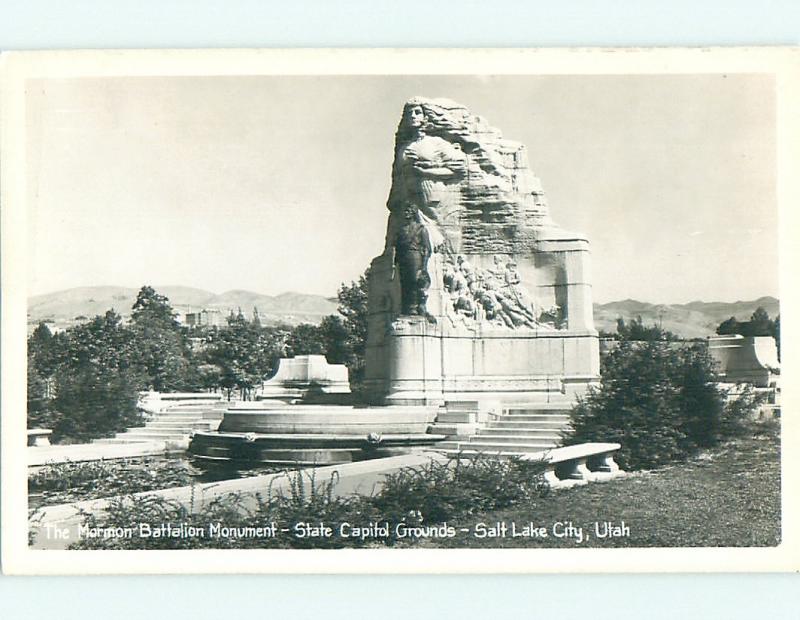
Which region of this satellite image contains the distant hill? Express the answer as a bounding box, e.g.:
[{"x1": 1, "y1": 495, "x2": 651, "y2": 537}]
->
[
  {"x1": 28, "y1": 286, "x2": 339, "y2": 327},
  {"x1": 28, "y1": 286, "x2": 778, "y2": 339},
  {"x1": 593, "y1": 296, "x2": 780, "y2": 339}
]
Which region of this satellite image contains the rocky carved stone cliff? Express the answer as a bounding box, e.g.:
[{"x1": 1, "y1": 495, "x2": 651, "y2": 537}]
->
[{"x1": 385, "y1": 96, "x2": 555, "y2": 256}]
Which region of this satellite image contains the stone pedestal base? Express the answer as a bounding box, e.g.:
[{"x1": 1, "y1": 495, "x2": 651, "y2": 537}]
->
[{"x1": 365, "y1": 316, "x2": 599, "y2": 406}]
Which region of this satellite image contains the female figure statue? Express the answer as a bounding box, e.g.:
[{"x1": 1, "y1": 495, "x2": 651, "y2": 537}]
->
[{"x1": 385, "y1": 98, "x2": 469, "y2": 253}]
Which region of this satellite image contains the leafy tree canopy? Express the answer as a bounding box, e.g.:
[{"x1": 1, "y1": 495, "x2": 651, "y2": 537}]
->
[
  {"x1": 131, "y1": 285, "x2": 179, "y2": 328},
  {"x1": 615, "y1": 315, "x2": 679, "y2": 342}
]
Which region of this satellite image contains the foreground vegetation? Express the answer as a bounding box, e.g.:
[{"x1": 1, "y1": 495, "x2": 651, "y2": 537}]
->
[
  {"x1": 57, "y1": 421, "x2": 779, "y2": 550},
  {"x1": 28, "y1": 458, "x2": 293, "y2": 508},
  {"x1": 65, "y1": 456, "x2": 550, "y2": 550},
  {"x1": 29, "y1": 458, "x2": 198, "y2": 508}
]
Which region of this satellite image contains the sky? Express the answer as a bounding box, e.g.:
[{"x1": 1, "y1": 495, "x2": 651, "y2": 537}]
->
[{"x1": 25, "y1": 73, "x2": 778, "y2": 304}]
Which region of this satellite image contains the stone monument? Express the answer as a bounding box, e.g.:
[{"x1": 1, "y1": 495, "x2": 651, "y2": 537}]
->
[
  {"x1": 364, "y1": 97, "x2": 600, "y2": 405},
  {"x1": 256, "y1": 354, "x2": 351, "y2": 402}
]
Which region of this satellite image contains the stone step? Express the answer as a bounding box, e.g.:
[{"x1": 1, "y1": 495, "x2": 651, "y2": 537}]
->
[
  {"x1": 92, "y1": 438, "x2": 157, "y2": 445},
  {"x1": 469, "y1": 434, "x2": 561, "y2": 444},
  {"x1": 440, "y1": 440, "x2": 559, "y2": 453},
  {"x1": 436, "y1": 449, "x2": 542, "y2": 460},
  {"x1": 436, "y1": 412, "x2": 479, "y2": 423},
  {"x1": 145, "y1": 418, "x2": 205, "y2": 428},
  {"x1": 199, "y1": 411, "x2": 227, "y2": 419},
  {"x1": 137, "y1": 422, "x2": 209, "y2": 433},
  {"x1": 505, "y1": 403, "x2": 573, "y2": 413},
  {"x1": 123, "y1": 425, "x2": 189, "y2": 433},
  {"x1": 476, "y1": 428, "x2": 563, "y2": 438},
  {"x1": 144, "y1": 421, "x2": 203, "y2": 429},
  {"x1": 434, "y1": 441, "x2": 466, "y2": 451},
  {"x1": 117, "y1": 431, "x2": 189, "y2": 441},
  {"x1": 444, "y1": 400, "x2": 480, "y2": 410},
  {"x1": 499, "y1": 413, "x2": 571, "y2": 422},
  {"x1": 487, "y1": 420, "x2": 570, "y2": 429}
]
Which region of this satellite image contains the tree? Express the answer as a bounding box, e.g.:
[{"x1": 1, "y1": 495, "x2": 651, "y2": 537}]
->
[
  {"x1": 615, "y1": 315, "x2": 679, "y2": 342},
  {"x1": 28, "y1": 322, "x2": 68, "y2": 379},
  {"x1": 285, "y1": 323, "x2": 327, "y2": 357},
  {"x1": 335, "y1": 268, "x2": 370, "y2": 386},
  {"x1": 318, "y1": 315, "x2": 352, "y2": 366},
  {"x1": 27, "y1": 349, "x2": 58, "y2": 429},
  {"x1": 742, "y1": 306, "x2": 773, "y2": 337},
  {"x1": 131, "y1": 286, "x2": 179, "y2": 326},
  {"x1": 202, "y1": 313, "x2": 285, "y2": 400},
  {"x1": 49, "y1": 310, "x2": 147, "y2": 441},
  {"x1": 27, "y1": 322, "x2": 66, "y2": 424},
  {"x1": 565, "y1": 341, "x2": 746, "y2": 470},
  {"x1": 716, "y1": 316, "x2": 741, "y2": 336},
  {"x1": 129, "y1": 286, "x2": 194, "y2": 391}
]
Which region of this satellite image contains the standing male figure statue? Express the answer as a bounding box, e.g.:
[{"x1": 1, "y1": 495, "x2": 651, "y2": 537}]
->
[{"x1": 393, "y1": 203, "x2": 433, "y2": 317}]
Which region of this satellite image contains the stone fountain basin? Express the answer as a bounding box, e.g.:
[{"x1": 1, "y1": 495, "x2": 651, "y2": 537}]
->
[
  {"x1": 217, "y1": 404, "x2": 437, "y2": 435},
  {"x1": 189, "y1": 404, "x2": 443, "y2": 465},
  {"x1": 188, "y1": 431, "x2": 445, "y2": 466}
]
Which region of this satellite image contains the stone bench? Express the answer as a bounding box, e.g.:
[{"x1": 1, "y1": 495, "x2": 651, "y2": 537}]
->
[
  {"x1": 27, "y1": 428, "x2": 53, "y2": 447},
  {"x1": 523, "y1": 442, "x2": 623, "y2": 488}
]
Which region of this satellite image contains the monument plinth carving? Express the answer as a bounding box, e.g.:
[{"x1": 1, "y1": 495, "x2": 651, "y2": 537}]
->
[{"x1": 366, "y1": 97, "x2": 600, "y2": 405}]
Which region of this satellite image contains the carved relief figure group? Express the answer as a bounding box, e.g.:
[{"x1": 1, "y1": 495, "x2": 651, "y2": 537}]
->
[{"x1": 442, "y1": 254, "x2": 541, "y2": 329}]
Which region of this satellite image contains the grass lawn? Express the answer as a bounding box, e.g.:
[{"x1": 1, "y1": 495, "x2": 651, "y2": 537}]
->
[{"x1": 424, "y1": 423, "x2": 781, "y2": 548}]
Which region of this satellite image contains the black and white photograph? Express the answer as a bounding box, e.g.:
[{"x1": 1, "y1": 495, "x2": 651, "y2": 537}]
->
[{"x1": 2, "y1": 48, "x2": 798, "y2": 573}]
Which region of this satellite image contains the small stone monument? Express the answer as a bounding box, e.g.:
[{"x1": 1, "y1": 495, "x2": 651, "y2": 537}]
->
[
  {"x1": 708, "y1": 335, "x2": 780, "y2": 388},
  {"x1": 364, "y1": 97, "x2": 600, "y2": 405},
  {"x1": 256, "y1": 354, "x2": 351, "y2": 401}
]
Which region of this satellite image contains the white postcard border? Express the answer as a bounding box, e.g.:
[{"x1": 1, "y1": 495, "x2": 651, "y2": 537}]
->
[{"x1": 3, "y1": 47, "x2": 798, "y2": 574}]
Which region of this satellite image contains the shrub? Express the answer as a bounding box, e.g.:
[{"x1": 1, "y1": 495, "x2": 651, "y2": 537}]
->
[
  {"x1": 255, "y1": 469, "x2": 379, "y2": 549},
  {"x1": 719, "y1": 384, "x2": 770, "y2": 438},
  {"x1": 565, "y1": 341, "x2": 759, "y2": 470},
  {"x1": 29, "y1": 458, "x2": 197, "y2": 507},
  {"x1": 67, "y1": 469, "x2": 379, "y2": 550},
  {"x1": 64, "y1": 453, "x2": 548, "y2": 550},
  {"x1": 373, "y1": 454, "x2": 548, "y2": 527}
]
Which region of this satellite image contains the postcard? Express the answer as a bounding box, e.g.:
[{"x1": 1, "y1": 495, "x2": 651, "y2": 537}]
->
[{"x1": 2, "y1": 47, "x2": 798, "y2": 574}]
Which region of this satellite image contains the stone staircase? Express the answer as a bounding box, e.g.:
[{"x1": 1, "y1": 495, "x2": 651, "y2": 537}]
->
[
  {"x1": 435, "y1": 402, "x2": 573, "y2": 457},
  {"x1": 94, "y1": 401, "x2": 230, "y2": 446}
]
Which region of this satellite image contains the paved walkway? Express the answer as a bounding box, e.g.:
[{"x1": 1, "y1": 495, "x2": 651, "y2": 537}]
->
[{"x1": 28, "y1": 440, "x2": 175, "y2": 467}]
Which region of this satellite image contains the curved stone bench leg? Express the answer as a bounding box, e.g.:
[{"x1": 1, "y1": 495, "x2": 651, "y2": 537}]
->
[
  {"x1": 590, "y1": 452, "x2": 623, "y2": 480},
  {"x1": 570, "y1": 457, "x2": 591, "y2": 484},
  {"x1": 597, "y1": 453, "x2": 621, "y2": 473},
  {"x1": 550, "y1": 458, "x2": 590, "y2": 487},
  {"x1": 543, "y1": 466, "x2": 561, "y2": 487}
]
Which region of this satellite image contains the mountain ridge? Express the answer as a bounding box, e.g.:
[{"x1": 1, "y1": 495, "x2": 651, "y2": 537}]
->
[
  {"x1": 593, "y1": 296, "x2": 779, "y2": 339},
  {"x1": 28, "y1": 285, "x2": 339, "y2": 327},
  {"x1": 28, "y1": 286, "x2": 779, "y2": 338}
]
